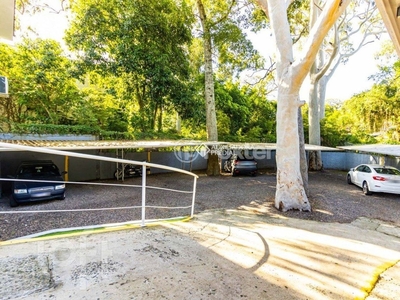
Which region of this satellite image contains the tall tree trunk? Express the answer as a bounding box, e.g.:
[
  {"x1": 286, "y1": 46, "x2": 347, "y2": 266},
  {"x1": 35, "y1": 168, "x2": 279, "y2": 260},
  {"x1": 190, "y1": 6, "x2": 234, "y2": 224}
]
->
[
  {"x1": 260, "y1": 0, "x2": 309, "y2": 211},
  {"x1": 318, "y1": 76, "x2": 328, "y2": 120},
  {"x1": 176, "y1": 112, "x2": 181, "y2": 134},
  {"x1": 151, "y1": 102, "x2": 157, "y2": 130},
  {"x1": 308, "y1": 0, "x2": 323, "y2": 171},
  {"x1": 298, "y1": 108, "x2": 309, "y2": 196},
  {"x1": 256, "y1": 0, "x2": 350, "y2": 211},
  {"x1": 135, "y1": 84, "x2": 146, "y2": 131},
  {"x1": 308, "y1": 77, "x2": 323, "y2": 171},
  {"x1": 275, "y1": 86, "x2": 310, "y2": 211},
  {"x1": 197, "y1": 0, "x2": 219, "y2": 176},
  {"x1": 157, "y1": 103, "x2": 163, "y2": 132}
]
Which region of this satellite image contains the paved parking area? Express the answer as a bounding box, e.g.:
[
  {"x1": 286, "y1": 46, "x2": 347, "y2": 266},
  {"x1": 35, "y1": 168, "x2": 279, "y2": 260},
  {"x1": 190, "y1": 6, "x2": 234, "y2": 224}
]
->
[
  {"x1": 0, "y1": 169, "x2": 400, "y2": 241},
  {"x1": 1, "y1": 210, "x2": 400, "y2": 299}
]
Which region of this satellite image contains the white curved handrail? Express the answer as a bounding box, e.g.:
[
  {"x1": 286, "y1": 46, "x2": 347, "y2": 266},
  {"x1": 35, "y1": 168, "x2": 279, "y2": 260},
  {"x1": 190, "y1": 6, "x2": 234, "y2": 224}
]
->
[{"x1": 0, "y1": 141, "x2": 199, "y2": 228}]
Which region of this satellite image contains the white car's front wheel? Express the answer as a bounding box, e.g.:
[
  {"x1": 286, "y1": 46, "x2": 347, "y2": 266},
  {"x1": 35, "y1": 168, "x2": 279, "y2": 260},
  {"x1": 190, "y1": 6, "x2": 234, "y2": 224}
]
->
[{"x1": 347, "y1": 174, "x2": 352, "y2": 185}]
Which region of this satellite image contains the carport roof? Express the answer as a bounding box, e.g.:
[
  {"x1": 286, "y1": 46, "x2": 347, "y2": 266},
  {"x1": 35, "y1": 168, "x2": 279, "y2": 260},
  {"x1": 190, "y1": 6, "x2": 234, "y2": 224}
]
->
[
  {"x1": 0, "y1": 139, "x2": 339, "y2": 152},
  {"x1": 338, "y1": 144, "x2": 400, "y2": 157}
]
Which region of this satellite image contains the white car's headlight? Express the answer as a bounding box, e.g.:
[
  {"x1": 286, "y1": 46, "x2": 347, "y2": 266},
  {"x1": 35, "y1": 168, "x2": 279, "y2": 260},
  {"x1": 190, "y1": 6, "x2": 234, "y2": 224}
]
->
[
  {"x1": 14, "y1": 189, "x2": 28, "y2": 194},
  {"x1": 55, "y1": 184, "x2": 65, "y2": 190}
]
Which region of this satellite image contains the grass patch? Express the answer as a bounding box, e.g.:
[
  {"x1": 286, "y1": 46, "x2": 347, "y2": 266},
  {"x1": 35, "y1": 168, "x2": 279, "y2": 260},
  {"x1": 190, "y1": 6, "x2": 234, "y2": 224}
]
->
[{"x1": 34, "y1": 227, "x2": 106, "y2": 238}]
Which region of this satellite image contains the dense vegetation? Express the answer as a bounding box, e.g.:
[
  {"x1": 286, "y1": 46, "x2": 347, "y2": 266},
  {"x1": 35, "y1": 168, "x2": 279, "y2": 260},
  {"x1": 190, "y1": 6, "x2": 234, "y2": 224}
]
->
[{"x1": 1, "y1": 0, "x2": 399, "y2": 146}]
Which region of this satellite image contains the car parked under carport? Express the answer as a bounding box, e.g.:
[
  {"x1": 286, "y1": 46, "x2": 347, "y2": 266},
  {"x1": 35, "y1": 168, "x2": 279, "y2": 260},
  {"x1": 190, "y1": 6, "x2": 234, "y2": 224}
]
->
[{"x1": 8, "y1": 160, "x2": 67, "y2": 207}]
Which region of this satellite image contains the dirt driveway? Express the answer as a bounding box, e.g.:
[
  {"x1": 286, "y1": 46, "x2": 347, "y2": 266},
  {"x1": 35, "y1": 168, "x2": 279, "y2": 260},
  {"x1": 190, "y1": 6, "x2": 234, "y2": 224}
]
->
[
  {"x1": 1, "y1": 170, "x2": 400, "y2": 299},
  {"x1": 0, "y1": 169, "x2": 400, "y2": 241}
]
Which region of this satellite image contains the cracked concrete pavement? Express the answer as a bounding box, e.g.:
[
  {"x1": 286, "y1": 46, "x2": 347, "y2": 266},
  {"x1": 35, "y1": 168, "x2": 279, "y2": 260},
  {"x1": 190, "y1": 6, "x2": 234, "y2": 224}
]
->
[{"x1": 0, "y1": 209, "x2": 400, "y2": 300}]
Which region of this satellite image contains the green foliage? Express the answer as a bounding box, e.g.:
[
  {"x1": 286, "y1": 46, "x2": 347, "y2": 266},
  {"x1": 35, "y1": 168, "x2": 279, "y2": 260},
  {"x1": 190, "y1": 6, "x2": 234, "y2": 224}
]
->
[
  {"x1": 12, "y1": 123, "x2": 99, "y2": 135},
  {"x1": 197, "y1": 0, "x2": 265, "y2": 78},
  {"x1": 2, "y1": 1, "x2": 282, "y2": 143},
  {"x1": 320, "y1": 106, "x2": 360, "y2": 147},
  {"x1": 319, "y1": 90, "x2": 397, "y2": 147},
  {"x1": 0, "y1": 39, "x2": 132, "y2": 134},
  {"x1": 7, "y1": 121, "x2": 204, "y2": 140},
  {"x1": 66, "y1": 0, "x2": 195, "y2": 132},
  {"x1": 0, "y1": 39, "x2": 81, "y2": 126},
  {"x1": 214, "y1": 81, "x2": 276, "y2": 142},
  {"x1": 287, "y1": 0, "x2": 309, "y2": 43},
  {"x1": 6, "y1": 0, "x2": 398, "y2": 150}
]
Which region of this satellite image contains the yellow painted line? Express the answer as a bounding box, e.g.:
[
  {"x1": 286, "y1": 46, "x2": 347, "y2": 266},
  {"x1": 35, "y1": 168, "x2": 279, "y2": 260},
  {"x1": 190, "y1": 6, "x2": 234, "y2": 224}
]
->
[
  {"x1": 0, "y1": 216, "x2": 193, "y2": 246},
  {"x1": 355, "y1": 259, "x2": 400, "y2": 300}
]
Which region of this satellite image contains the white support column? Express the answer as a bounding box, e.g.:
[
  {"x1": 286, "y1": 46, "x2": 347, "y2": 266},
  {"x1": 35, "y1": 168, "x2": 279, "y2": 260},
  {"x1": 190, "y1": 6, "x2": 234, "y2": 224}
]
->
[
  {"x1": 191, "y1": 177, "x2": 197, "y2": 218},
  {"x1": 141, "y1": 164, "x2": 147, "y2": 227}
]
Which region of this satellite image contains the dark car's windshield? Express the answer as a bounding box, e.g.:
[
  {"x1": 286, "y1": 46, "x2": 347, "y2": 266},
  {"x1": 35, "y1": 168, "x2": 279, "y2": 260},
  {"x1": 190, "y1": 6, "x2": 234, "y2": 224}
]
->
[
  {"x1": 230, "y1": 154, "x2": 255, "y2": 161},
  {"x1": 17, "y1": 164, "x2": 60, "y2": 178},
  {"x1": 373, "y1": 167, "x2": 400, "y2": 176}
]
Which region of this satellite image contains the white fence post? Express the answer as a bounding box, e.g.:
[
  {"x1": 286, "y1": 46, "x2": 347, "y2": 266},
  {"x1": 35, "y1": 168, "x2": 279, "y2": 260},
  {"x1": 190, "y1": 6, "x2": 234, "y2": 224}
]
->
[
  {"x1": 141, "y1": 164, "x2": 147, "y2": 227},
  {"x1": 191, "y1": 177, "x2": 197, "y2": 218}
]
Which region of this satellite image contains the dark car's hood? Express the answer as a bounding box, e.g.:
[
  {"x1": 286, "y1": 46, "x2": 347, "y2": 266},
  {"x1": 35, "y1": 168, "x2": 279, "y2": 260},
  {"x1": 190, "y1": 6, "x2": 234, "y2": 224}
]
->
[{"x1": 14, "y1": 175, "x2": 64, "y2": 188}]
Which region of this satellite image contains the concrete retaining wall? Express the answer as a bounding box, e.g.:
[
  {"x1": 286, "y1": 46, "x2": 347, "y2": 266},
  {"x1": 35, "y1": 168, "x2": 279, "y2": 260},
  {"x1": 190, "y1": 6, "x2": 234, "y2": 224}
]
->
[{"x1": 321, "y1": 151, "x2": 400, "y2": 171}]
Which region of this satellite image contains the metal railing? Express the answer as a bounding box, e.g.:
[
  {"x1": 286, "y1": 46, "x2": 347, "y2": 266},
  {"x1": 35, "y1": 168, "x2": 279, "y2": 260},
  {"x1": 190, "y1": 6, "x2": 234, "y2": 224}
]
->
[{"x1": 0, "y1": 142, "x2": 198, "y2": 229}]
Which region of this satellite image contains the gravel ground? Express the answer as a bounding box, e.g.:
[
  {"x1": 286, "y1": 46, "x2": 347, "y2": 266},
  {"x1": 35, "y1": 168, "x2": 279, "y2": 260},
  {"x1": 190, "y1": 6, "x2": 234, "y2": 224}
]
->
[{"x1": 1, "y1": 169, "x2": 400, "y2": 241}]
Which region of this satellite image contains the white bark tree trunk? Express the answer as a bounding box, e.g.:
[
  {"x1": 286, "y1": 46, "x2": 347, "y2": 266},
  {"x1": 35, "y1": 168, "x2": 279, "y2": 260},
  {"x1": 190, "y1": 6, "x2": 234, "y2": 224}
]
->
[
  {"x1": 309, "y1": 75, "x2": 323, "y2": 170},
  {"x1": 307, "y1": 0, "x2": 380, "y2": 161},
  {"x1": 318, "y1": 76, "x2": 328, "y2": 120},
  {"x1": 197, "y1": 0, "x2": 220, "y2": 176},
  {"x1": 298, "y1": 108, "x2": 309, "y2": 196},
  {"x1": 267, "y1": 0, "x2": 310, "y2": 211},
  {"x1": 257, "y1": 0, "x2": 350, "y2": 211},
  {"x1": 308, "y1": 80, "x2": 320, "y2": 145},
  {"x1": 197, "y1": 0, "x2": 218, "y2": 142},
  {"x1": 276, "y1": 82, "x2": 310, "y2": 211},
  {"x1": 176, "y1": 112, "x2": 181, "y2": 134},
  {"x1": 308, "y1": 1, "x2": 323, "y2": 171}
]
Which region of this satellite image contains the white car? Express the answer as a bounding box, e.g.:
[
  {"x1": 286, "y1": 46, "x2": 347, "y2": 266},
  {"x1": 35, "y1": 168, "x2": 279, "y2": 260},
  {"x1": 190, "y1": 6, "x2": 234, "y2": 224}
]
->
[{"x1": 347, "y1": 164, "x2": 400, "y2": 195}]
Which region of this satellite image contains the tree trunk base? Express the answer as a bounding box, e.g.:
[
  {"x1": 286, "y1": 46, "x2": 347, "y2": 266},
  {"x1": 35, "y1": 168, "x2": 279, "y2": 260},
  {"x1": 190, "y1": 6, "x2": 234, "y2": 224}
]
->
[
  {"x1": 206, "y1": 153, "x2": 220, "y2": 176},
  {"x1": 275, "y1": 172, "x2": 311, "y2": 212},
  {"x1": 308, "y1": 151, "x2": 323, "y2": 171},
  {"x1": 276, "y1": 194, "x2": 311, "y2": 212}
]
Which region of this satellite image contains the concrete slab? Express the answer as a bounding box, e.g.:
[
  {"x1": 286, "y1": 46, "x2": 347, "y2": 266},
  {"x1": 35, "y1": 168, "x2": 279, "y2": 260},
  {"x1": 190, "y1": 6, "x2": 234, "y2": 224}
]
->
[
  {"x1": 0, "y1": 255, "x2": 54, "y2": 300},
  {"x1": 0, "y1": 210, "x2": 399, "y2": 300},
  {"x1": 351, "y1": 216, "x2": 400, "y2": 239},
  {"x1": 366, "y1": 262, "x2": 400, "y2": 300}
]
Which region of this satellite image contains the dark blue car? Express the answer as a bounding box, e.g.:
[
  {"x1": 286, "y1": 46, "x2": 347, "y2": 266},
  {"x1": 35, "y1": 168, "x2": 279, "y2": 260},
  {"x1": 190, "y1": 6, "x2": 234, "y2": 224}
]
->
[
  {"x1": 223, "y1": 153, "x2": 257, "y2": 176},
  {"x1": 9, "y1": 160, "x2": 66, "y2": 207}
]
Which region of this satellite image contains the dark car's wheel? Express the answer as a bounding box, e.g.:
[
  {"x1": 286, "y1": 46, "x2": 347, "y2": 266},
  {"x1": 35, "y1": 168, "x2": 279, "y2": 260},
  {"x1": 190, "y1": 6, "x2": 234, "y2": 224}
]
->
[
  {"x1": 347, "y1": 174, "x2": 352, "y2": 184},
  {"x1": 363, "y1": 181, "x2": 372, "y2": 195},
  {"x1": 58, "y1": 193, "x2": 66, "y2": 200},
  {"x1": 10, "y1": 196, "x2": 19, "y2": 207}
]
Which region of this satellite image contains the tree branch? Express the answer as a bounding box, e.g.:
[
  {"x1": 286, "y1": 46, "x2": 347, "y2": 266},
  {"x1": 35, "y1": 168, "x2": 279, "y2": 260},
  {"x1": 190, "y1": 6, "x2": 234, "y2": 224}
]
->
[
  {"x1": 209, "y1": 0, "x2": 237, "y2": 27},
  {"x1": 315, "y1": 23, "x2": 339, "y2": 82},
  {"x1": 256, "y1": 0, "x2": 269, "y2": 18},
  {"x1": 244, "y1": 58, "x2": 276, "y2": 84},
  {"x1": 257, "y1": 0, "x2": 296, "y2": 18},
  {"x1": 292, "y1": 0, "x2": 351, "y2": 90}
]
